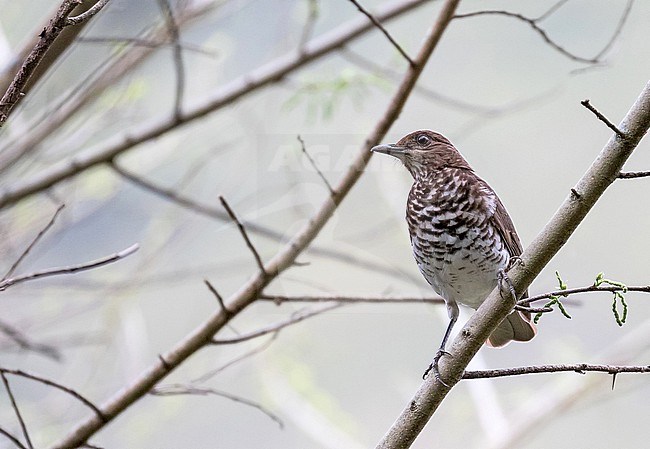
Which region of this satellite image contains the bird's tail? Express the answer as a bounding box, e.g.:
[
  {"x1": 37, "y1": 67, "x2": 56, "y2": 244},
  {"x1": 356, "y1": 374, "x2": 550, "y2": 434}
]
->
[{"x1": 486, "y1": 310, "x2": 537, "y2": 348}]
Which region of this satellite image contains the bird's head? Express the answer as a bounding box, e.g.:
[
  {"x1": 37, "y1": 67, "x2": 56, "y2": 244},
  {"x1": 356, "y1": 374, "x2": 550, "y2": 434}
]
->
[{"x1": 371, "y1": 130, "x2": 471, "y2": 179}]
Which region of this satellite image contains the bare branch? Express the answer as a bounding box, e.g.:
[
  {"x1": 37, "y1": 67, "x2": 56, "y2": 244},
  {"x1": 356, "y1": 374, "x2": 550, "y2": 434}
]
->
[
  {"x1": 151, "y1": 384, "x2": 284, "y2": 428},
  {"x1": 77, "y1": 36, "x2": 215, "y2": 55},
  {"x1": 156, "y1": 0, "x2": 185, "y2": 119},
  {"x1": 347, "y1": 0, "x2": 414, "y2": 66},
  {"x1": 66, "y1": 0, "x2": 111, "y2": 26},
  {"x1": 193, "y1": 333, "x2": 279, "y2": 384},
  {"x1": 0, "y1": 368, "x2": 105, "y2": 421},
  {"x1": 581, "y1": 99, "x2": 627, "y2": 138},
  {"x1": 2, "y1": 204, "x2": 65, "y2": 281},
  {"x1": 0, "y1": 427, "x2": 27, "y2": 449},
  {"x1": 520, "y1": 284, "x2": 650, "y2": 306},
  {"x1": 591, "y1": 0, "x2": 634, "y2": 61},
  {"x1": 463, "y1": 364, "x2": 650, "y2": 379},
  {"x1": 212, "y1": 303, "x2": 341, "y2": 344},
  {"x1": 49, "y1": 1, "x2": 461, "y2": 445},
  {"x1": 0, "y1": 319, "x2": 61, "y2": 360},
  {"x1": 0, "y1": 243, "x2": 139, "y2": 292},
  {"x1": 1, "y1": 372, "x2": 33, "y2": 449},
  {"x1": 260, "y1": 294, "x2": 443, "y2": 304},
  {"x1": 534, "y1": 0, "x2": 571, "y2": 22},
  {"x1": 299, "y1": 0, "x2": 319, "y2": 52},
  {"x1": 204, "y1": 279, "x2": 232, "y2": 315},
  {"x1": 297, "y1": 135, "x2": 335, "y2": 194},
  {"x1": 618, "y1": 170, "x2": 650, "y2": 179},
  {"x1": 219, "y1": 196, "x2": 266, "y2": 276},
  {"x1": 0, "y1": 0, "x2": 81, "y2": 125}
]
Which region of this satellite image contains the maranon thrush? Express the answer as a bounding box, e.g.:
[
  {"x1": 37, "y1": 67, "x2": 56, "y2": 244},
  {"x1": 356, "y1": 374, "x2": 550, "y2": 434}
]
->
[{"x1": 372, "y1": 130, "x2": 536, "y2": 379}]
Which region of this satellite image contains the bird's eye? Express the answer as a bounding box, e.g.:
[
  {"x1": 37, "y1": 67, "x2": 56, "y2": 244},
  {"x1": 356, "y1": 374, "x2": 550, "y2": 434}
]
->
[{"x1": 416, "y1": 134, "x2": 430, "y2": 146}]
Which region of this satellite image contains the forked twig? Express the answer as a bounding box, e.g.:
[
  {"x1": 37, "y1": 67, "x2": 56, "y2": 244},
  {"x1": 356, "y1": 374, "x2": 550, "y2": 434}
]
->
[{"x1": 0, "y1": 368, "x2": 105, "y2": 421}]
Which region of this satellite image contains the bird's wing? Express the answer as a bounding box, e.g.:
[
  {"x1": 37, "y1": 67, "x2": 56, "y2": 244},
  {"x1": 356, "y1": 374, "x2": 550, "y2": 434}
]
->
[{"x1": 491, "y1": 194, "x2": 524, "y2": 258}]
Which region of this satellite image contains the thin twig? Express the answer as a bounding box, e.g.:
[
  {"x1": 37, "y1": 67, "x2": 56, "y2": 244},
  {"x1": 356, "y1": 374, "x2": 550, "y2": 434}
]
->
[
  {"x1": 212, "y1": 303, "x2": 341, "y2": 344},
  {"x1": 66, "y1": 0, "x2": 111, "y2": 25},
  {"x1": 192, "y1": 333, "x2": 279, "y2": 384},
  {"x1": 534, "y1": 0, "x2": 571, "y2": 22},
  {"x1": 454, "y1": 4, "x2": 630, "y2": 65},
  {"x1": 581, "y1": 99, "x2": 626, "y2": 138},
  {"x1": 591, "y1": 0, "x2": 634, "y2": 61},
  {"x1": 0, "y1": 368, "x2": 105, "y2": 421},
  {"x1": 519, "y1": 284, "x2": 650, "y2": 306},
  {"x1": 2, "y1": 204, "x2": 65, "y2": 281},
  {"x1": 204, "y1": 279, "x2": 231, "y2": 315},
  {"x1": 0, "y1": 319, "x2": 61, "y2": 360},
  {"x1": 151, "y1": 384, "x2": 284, "y2": 428},
  {"x1": 260, "y1": 293, "x2": 443, "y2": 304},
  {"x1": 0, "y1": 0, "x2": 81, "y2": 125},
  {"x1": 463, "y1": 364, "x2": 650, "y2": 379},
  {"x1": 348, "y1": 0, "x2": 414, "y2": 66},
  {"x1": 77, "y1": 36, "x2": 215, "y2": 55},
  {"x1": 0, "y1": 427, "x2": 27, "y2": 449},
  {"x1": 618, "y1": 171, "x2": 650, "y2": 179},
  {"x1": 297, "y1": 135, "x2": 335, "y2": 194},
  {"x1": 0, "y1": 243, "x2": 139, "y2": 291},
  {"x1": 157, "y1": 0, "x2": 185, "y2": 119},
  {"x1": 219, "y1": 196, "x2": 267, "y2": 276},
  {"x1": 299, "y1": 0, "x2": 319, "y2": 52},
  {"x1": 515, "y1": 305, "x2": 553, "y2": 314},
  {"x1": 1, "y1": 372, "x2": 33, "y2": 449}
]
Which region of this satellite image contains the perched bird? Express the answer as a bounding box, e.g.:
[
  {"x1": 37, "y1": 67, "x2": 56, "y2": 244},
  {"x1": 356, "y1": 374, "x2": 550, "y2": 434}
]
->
[{"x1": 371, "y1": 130, "x2": 536, "y2": 379}]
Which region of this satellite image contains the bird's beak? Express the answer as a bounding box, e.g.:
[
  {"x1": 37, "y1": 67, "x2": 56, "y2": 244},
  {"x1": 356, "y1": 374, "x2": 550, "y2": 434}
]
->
[{"x1": 370, "y1": 143, "x2": 406, "y2": 156}]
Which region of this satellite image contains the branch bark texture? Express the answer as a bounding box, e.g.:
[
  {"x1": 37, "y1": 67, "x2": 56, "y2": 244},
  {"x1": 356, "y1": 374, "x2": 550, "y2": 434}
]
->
[
  {"x1": 47, "y1": 1, "x2": 462, "y2": 447},
  {"x1": 376, "y1": 80, "x2": 650, "y2": 449}
]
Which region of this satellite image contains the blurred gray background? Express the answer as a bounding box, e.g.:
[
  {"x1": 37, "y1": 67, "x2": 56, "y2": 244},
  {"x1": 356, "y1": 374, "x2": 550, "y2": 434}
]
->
[{"x1": 1, "y1": 0, "x2": 649, "y2": 448}]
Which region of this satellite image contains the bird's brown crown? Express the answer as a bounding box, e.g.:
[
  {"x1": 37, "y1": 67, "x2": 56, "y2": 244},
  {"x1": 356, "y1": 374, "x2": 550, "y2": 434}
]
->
[{"x1": 373, "y1": 130, "x2": 472, "y2": 179}]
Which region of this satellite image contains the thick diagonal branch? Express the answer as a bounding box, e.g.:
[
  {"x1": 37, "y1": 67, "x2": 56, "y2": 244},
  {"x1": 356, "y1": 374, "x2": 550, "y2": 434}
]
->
[{"x1": 376, "y1": 81, "x2": 650, "y2": 449}]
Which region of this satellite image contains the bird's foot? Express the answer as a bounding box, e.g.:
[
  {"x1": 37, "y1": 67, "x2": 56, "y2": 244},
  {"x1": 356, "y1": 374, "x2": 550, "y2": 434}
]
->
[
  {"x1": 423, "y1": 349, "x2": 451, "y2": 386},
  {"x1": 506, "y1": 256, "x2": 523, "y2": 271},
  {"x1": 497, "y1": 268, "x2": 517, "y2": 301}
]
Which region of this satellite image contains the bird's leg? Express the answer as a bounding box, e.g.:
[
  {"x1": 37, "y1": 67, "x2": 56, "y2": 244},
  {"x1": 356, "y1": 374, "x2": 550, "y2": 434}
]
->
[{"x1": 424, "y1": 301, "x2": 459, "y2": 385}]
